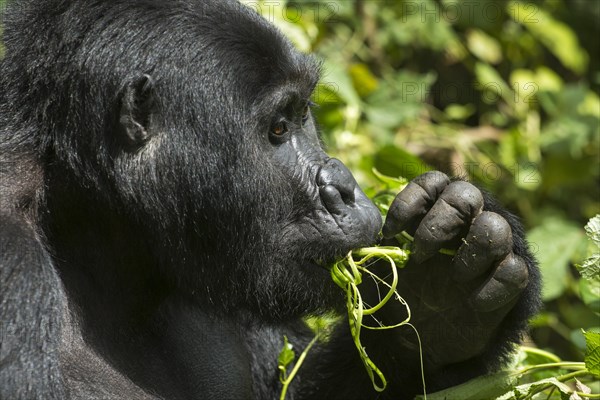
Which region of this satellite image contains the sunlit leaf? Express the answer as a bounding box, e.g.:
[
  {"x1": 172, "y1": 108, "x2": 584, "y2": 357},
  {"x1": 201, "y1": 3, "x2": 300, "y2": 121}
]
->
[
  {"x1": 579, "y1": 279, "x2": 600, "y2": 313},
  {"x1": 510, "y1": 69, "x2": 538, "y2": 107},
  {"x1": 374, "y1": 146, "x2": 433, "y2": 181},
  {"x1": 527, "y1": 216, "x2": 584, "y2": 301},
  {"x1": 499, "y1": 377, "x2": 573, "y2": 399},
  {"x1": 535, "y1": 66, "x2": 563, "y2": 93},
  {"x1": 578, "y1": 92, "x2": 600, "y2": 118},
  {"x1": 371, "y1": 168, "x2": 408, "y2": 190},
  {"x1": 277, "y1": 336, "x2": 295, "y2": 370},
  {"x1": 475, "y1": 62, "x2": 513, "y2": 104},
  {"x1": 466, "y1": 29, "x2": 502, "y2": 64},
  {"x1": 514, "y1": 162, "x2": 541, "y2": 191},
  {"x1": 584, "y1": 331, "x2": 600, "y2": 377},
  {"x1": 444, "y1": 104, "x2": 475, "y2": 121},
  {"x1": 349, "y1": 64, "x2": 379, "y2": 98},
  {"x1": 577, "y1": 215, "x2": 600, "y2": 293},
  {"x1": 584, "y1": 215, "x2": 600, "y2": 247}
]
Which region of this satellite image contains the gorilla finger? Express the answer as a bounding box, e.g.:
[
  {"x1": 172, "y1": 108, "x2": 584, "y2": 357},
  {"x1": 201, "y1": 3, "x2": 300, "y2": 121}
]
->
[
  {"x1": 471, "y1": 253, "x2": 529, "y2": 312},
  {"x1": 453, "y1": 211, "x2": 513, "y2": 283},
  {"x1": 412, "y1": 181, "x2": 483, "y2": 263},
  {"x1": 382, "y1": 171, "x2": 450, "y2": 239}
]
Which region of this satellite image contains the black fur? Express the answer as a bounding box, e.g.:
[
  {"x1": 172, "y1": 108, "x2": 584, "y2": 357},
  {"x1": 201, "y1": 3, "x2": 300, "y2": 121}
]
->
[{"x1": 0, "y1": 1, "x2": 540, "y2": 399}]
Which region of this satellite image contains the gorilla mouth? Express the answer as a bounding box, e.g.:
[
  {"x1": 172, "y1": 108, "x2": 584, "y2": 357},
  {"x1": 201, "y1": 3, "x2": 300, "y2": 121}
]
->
[{"x1": 310, "y1": 256, "x2": 347, "y2": 277}]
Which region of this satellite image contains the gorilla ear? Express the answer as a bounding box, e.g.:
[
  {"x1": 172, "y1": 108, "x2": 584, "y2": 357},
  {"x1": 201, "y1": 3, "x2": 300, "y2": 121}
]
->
[{"x1": 118, "y1": 73, "x2": 157, "y2": 148}]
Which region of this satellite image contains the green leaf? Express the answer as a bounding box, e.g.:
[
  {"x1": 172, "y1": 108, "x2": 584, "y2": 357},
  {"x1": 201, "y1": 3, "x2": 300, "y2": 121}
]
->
[
  {"x1": 371, "y1": 168, "x2": 408, "y2": 191},
  {"x1": 510, "y1": 69, "x2": 538, "y2": 106},
  {"x1": 514, "y1": 162, "x2": 541, "y2": 191},
  {"x1": 527, "y1": 217, "x2": 584, "y2": 301},
  {"x1": 349, "y1": 64, "x2": 379, "y2": 98},
  {"x1": 364, "y1": 71, "x2": 435, "y2": 128},
  {"x1": 414, "y1": 371, "x2": 517, "y2": 400},
  {"x1": 584, "y1": 331, "x2": 600, "y2": 377},
  {"x1": 466, "y1": 29, "x2": 502, "y2": 64},
  {"x1": 579, "y1": 278, "x2": 600, "y2": 312},
  {"x1": 578, "y1": 254, "x2": 600, "y2": 283},
  {"x1": 444, "y1": 103, "x2": 475, "y2": 121},
  {"x1": 535, "y1": 66, "x2": 563, "y2": 93},
  {"x1": 585, "y1": 215, "x2": 600, "y2": 247},
  {"x1": 373, "y1": 146, "x2": 433, "y2": 181},
  {"x1": 578, "y1": 91, "x2": 600, "y2": 118},
  {"x1": 498, "y1": 377, "x2": 572, "y2": 399},
  {"x1": 371, "y1": 192, "x2": 397, "y2": 217},
  {"x1": 474, "y1": 62, "x2": 513, "y2": 104},
  {"x1": 577, "y1": 215, "x2": 600, "y2": 290},
  {"x1": 322, "y1": 60, "x2": 361, "y2": 108},
  {"x1": 278, "y1": 336, "x2": 295, "y2": 370},
  {"x1": 303, "y1": 313, "x2": 339, "y2": 337}
]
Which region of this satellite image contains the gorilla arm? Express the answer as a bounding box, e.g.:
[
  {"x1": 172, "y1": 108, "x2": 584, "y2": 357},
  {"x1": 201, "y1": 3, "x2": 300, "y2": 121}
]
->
[{"x1": 0, "y1": 212, "x2": 68, "y2": 399}]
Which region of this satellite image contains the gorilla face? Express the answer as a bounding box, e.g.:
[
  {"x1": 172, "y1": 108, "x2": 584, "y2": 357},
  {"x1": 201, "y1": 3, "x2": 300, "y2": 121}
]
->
[
  {"x1": 248, "y1": 86, "x2": 383, "y2": 319},
  {"x1": 141, "y1": 72, "x2": 381, "y2": 319},
  {"x1": 268, "y1": 101, "x2": 382, "y2": 257}
]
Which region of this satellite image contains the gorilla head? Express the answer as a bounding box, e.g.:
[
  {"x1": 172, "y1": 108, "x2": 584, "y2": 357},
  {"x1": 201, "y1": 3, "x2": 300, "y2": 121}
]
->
[{"x1": 1, "y1": 0, "x2": 381, "y2": 323}]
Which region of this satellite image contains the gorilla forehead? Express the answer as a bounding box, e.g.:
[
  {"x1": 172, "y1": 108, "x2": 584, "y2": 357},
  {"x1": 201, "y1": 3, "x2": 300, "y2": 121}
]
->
[{"x1": 188, "y1": 1, "x2": 321, "y2": 98}]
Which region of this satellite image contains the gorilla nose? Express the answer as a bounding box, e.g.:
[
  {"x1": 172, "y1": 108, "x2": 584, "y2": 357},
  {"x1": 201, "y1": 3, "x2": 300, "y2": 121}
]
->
[
  {"x1": 317, "y1": 158, "x2": 356, "y2": 205},
  {"x1": 316, "y1": 158, "x2": 383, "y2": 246}
]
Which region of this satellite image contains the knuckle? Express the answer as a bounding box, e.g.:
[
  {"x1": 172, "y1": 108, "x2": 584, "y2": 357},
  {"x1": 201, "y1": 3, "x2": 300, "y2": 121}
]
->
[
  {"x1": 471, "y1": 254, "x2": 529, "y2": 312},
  {"x1": 398, "y1": 182, "x2": 429, "y2": 205},
  {"x1": 387, "y1": 183, "x2": 426, "y2": 219},
  {"x1": 468, "y1": 211, "x2": 513, "y2": 257},
  {"x1": 494, "y1": 253, "x2": 529, "y2": 290},
  {"x1": 440, "y1": 181, "x2": 484, "y2": 217},
  {"x1": 412, "y1": 171, "x2": 450, "y2": 200}
]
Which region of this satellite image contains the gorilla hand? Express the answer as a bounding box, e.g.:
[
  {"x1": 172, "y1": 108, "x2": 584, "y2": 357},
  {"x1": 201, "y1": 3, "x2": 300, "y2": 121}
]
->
[{"x1": 373, "y1": 171, "x2": 531, "y2": 367}]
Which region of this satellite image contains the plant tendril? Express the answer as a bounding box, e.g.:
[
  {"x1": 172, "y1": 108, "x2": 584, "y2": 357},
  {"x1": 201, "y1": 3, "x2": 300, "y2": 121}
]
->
[{"x1": 331, "y1": 246, "x2": 424, "y2": 393}]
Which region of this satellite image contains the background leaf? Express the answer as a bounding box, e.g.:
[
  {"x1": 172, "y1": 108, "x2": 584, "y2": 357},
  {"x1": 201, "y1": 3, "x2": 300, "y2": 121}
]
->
[{"x1": 584, "y1": 331, "x2": 600, "y2": 377}]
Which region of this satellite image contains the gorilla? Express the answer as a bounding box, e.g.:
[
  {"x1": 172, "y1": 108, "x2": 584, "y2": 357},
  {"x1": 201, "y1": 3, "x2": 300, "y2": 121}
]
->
[{"x1": 0, "y1": 1, "x2": 540, "y2": 399}]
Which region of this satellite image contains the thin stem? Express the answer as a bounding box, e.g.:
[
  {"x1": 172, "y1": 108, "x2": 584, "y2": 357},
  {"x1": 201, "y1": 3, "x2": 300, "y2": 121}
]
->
[
  {"x1": 361, "y1": 255, "x2": 397, "y2": 315},
  {"x1": 575, "y1": 393, "x2": 600, "y2": 399},
  {"x1": 520, "y1": 346, "x2": 562, "y2": 363},
  {"x1": 438, "y1": 247, "x2": 457, "y2": 256},
  {"x1": 279, "y1": 333, "x2": 320, "y2": 400},
  {"x1": 518, "y1": 362, "x2": 585, "y2": 375}
]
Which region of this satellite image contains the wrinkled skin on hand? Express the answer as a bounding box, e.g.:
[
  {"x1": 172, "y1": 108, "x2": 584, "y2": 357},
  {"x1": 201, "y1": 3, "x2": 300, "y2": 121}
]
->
[{"x1": 368, "y1": 171, "x2": 534, "y2": 368}]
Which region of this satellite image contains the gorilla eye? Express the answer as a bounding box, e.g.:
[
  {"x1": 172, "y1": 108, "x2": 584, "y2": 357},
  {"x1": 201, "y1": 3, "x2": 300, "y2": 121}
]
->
[{"x1": 271, "y1": 120, "x2": 288, "y2": 137}]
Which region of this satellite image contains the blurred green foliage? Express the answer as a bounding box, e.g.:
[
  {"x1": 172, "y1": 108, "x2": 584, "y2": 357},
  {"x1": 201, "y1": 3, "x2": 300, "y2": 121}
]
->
[{"x1": 254, "y1": 0, "x2": 599, "y2": 367}]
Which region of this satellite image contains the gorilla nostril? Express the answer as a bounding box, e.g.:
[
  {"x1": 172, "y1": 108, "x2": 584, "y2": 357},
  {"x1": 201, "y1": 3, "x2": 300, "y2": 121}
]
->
[
  {"x1": 342, "y1": 191, "x2": 355, "y2": 204},
  {"x1": 317, "y1": 159, "x2": 356, "y2": 205}
]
